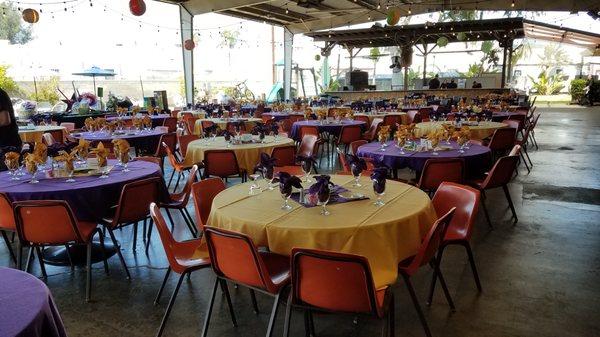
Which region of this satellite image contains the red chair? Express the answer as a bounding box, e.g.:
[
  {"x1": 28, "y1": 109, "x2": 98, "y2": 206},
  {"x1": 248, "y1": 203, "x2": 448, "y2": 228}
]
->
[
  {"x1": 14, "y1": 200, "x2": 107, "y2": 302},
  {"x1": 177, "y1": 134, "x2": 200, "y2": 159},
  {"x1": 154, "y1": 133, "x2": 178, "y2": 170},
  {"x1": 201, "y1": 120, "x2": 215, "y2": 136},
  {"x1": 157, "y1": 165, "x2": 199, "y2": 238},
  {"x1": 283, "y1": 249, "x2": 395, "y2": 337},
  {"x1": 467, "y1": 155, "x2": 520, "y2": 228},
  {"x1": 271, "y1": 145, "x2": 297, "y2": 167},
  {"x1": 397, "y1": 208, "x2": 456, "y2": 337},
  {"x1": 383, "y1": 115, "x2": 401, "y2": 130},
  {"x1": 527, "y1": 113, "x2": 541, "y2": 150},
  {"x1": 514, "y1": 124, "x2": 533, "y2": 172},
  {"x1": 202, "y1": 150, "x2": 247, "y2": 182},
  {"x1": 184, "y1": 117, "x2": 200, "y2": 135},
  {"x1": 487, "y1": 127, "x2": 516, "y2": 159},
  {"x1": 354, "y1": 115, "x2": 371, "y2": 128},
  {"x1": 298, "y1": 135, "x2": 320, "y2": 172},
  {"x1": 149, "y1": 203, "x2": 211, "y2": 337},
  {"x1": 162, "y1": 117, "x2": 178, "y2": 133},
  {"x1": 363, "y1": 118, "x2": 383, "y2": 141},
  {"x1": 0, "y1": 193, "x2": 16, "y2": 264},
  {"x1": 163, "y1": 142, "x2": 195, "y2": 191},
  {"x1": 427, "y1": 183, "x2": 481, "y2": 305},
  {"x1": 417, "y1": 158, "x2": 465, "y2": 194},
  {"x1": 407, "y1": 110, "x2": 421, "y2": 124},
  {"x1": 201, "y1": 227, "x2": 291, "y2": 337},
  {"x1": 336, "y1": 125, "x2": 363, "y2": 154},
  {"x1": 298, "y1": 125, "x2": 319, "y2": 140},
  {"x1": 350, "y1": 139, "x2": 367, "y2": 155},
  {"x1": 41, "y1": 132, "x2": 57, "y2": 146},
  {"x1": 191, "y1": 178, "x2": 226, "y2": 233}
]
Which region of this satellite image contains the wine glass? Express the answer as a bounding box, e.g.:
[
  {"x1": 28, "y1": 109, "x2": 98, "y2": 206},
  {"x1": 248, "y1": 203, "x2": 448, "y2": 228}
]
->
[
  {"x1": 430, "y1": 138, "x2": 440, "y2": 156},
  {"x1": 396, "y1": 137, "x2": 406, "y2": 155},
  {"x1": 263, "y1": 167, "x2": 275, "y2": 190},
  {"x1": 121, "y1": 154, "x2": 131, "y2": 173},
  {"x1": 99, "y1": 165, "x2": 110, "y2": 179},
  {"x1": 280, "y1": 187, "x2": 293, "y2": 210},
  {"x1": 28, "y1": 166, "x2": 39, "y2": 184},
  {"x1": 373, "y1": 179, "x2": 386, "y2": 207},
  {"x1": 65, "y1": 163, "x2": 75, "y2": 183},
  {"x1": 351, "y1": 163, "x2": 362, "y2": 187},
  {"x1": 379, "y1": 134, "x2": 387, "y2": 152},
  {"x1": 5, "y1": 160, "x2": 19, "y2": 180},
  {"x1": 301, "y1": 160, "x2": 312, "y2": 183},
  {"x1": 249, "y1": 173, "x2": 261, "y2": 195},
  {"x1": 317, "y1": 192, "x2": 330, "y2": 216}
]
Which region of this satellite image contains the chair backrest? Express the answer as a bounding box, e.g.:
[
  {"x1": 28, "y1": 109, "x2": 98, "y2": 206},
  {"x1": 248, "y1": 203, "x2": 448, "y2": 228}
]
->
[
  {"x1": 60, "y1": 122, "x2": 76, "y2": 132},
  {"x1": 173, "y1": 165, "x2": 198, "y2": 204},
  {"x1": 337, "y1": 125, "x2": 363, "y2": 145},
  {"x1": 271, "y1": 145, "x2": 297, "y2": 167},
  {"x1": 204, "y1": 150, "x2": 241, "y2": 178},
  {"x1": 13, "y1": 200, "x2": 85, "y2": 245},
  {"x1": 508, "y1": 144, "x2": 521, "y2": 156},
  {"x1": 354, "y1": 115, "x2": 370, "y2": 127},
  {"x1": 432, "y1": 182, "x2": 480, "y2": 241},
  {"x1": 502, "y1": 120, "x2": 520, "y2": 131},
  {"x1": 204, "y1": 226, "x2": 279, "y2": 293},
  {"x1": 350, "y1": 140, "x2": 368, "y2": 155},
  {"x1": 149, "y1": 203, "x2": 182, "y2": 268},
  {"x1": 185, "y1": 117, "x2": 200, "y2": 135},
  {"x1": 291, "y1": 248, "x2": 382, "y2": 317},
  {"x1": 112, "y1": 177, "x2": 162, "y2": 226},
  {"x1": 134, "y1": 156, "x2": 162, "y2": 167},
  {"x1": 364, "y1": 118, "x2": 383, "y2": 141},
  {"x1": 0, "y1": 193, "x2": 15, "y2": 231},
  {"x1": 407, "y1": 110, "x2": 419, "y2": 123},
  {"x1": 279, "y1": 119, "x2": 292, "y2": 133},
  {"x1": 163, "y1": 117, "x2": 178, "y2": 133},
  {"x1": 418, "y1": 158, "x2": 465, "y2": 192},
  {"x1": 41, "y1": 133, "x2": 56, "y2": 146},
  {"x1": 289, "y1": 115, "x2": 303, "y2": 124},
  {"x1": 382, "y1": 115, "x2": 400, "y2": 127},
  {"x1": 403, "y1": 208, "x2": 456, "y2": 275},
  {"x1": 191, "y1": 178, "x2": 226, "y2": 231},
  {"x1": 299, "y1": 125, "x2": 319, "y2": 139},
  {"x1": 480, "y1": 155, "x2": 519, "y2": 189},
  {"x1": 156, "y1": 133, "x2": 177, "y2": 158},
  {"x1": 177, "y1": 134, "x2": 200, "y2": 158},
  {"x1": 337, "y1": 148, "x2": 350, "y2": 172},
  {"x1": 298, "y1": 134, "x2": 319, "y2": 158},
  {"x1": 488, "y1": 127, "x2": 516, "y2": 152}
]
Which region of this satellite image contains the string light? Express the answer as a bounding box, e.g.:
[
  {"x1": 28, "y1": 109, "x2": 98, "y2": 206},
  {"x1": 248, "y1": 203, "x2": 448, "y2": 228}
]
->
[{"x1": 511, "y1": 0, "x2": 515, "y2": 8}]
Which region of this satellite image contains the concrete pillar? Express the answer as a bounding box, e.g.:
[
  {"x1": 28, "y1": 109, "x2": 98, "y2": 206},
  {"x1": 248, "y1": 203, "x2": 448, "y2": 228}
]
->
[
  {"x1": 322, "y1": 56, "x2": 330, "y2": 89},
  {"x1": 180, "y1": 5, "x2": 194, "y2": 106},
  {"x1": 283, "y1": 28, "x2": 293, "y2": 101}
]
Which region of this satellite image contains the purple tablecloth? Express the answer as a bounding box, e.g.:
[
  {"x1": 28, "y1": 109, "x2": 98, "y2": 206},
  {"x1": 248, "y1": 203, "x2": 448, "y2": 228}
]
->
[
  {"x1": 262, "y1": 112, "x2": 305, "y2": 122},
  {"x1": 68, "y1": 129, "x2": 166, "y2": 154},
  {"x1": 289, "y1": 120, "x2": 366, "y2": 141},
  {"x1": 106, "y1": 114, "x2": 170, "y2": 127},
  {"x1": 492, "y1": 111, "x2": 526, "y2": 122},
  {"x1": 0, "y1": 160, "x2": 164, "y2": 222},
  {"x1": 0, "y1": 267, "x2": 67, "y2": 337},
  {"x1": 357, "y1": 140, "x2": 492, "y2": 177}
]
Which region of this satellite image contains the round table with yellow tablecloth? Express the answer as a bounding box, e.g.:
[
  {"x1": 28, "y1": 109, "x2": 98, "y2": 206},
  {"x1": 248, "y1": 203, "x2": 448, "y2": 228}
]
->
[
  {"x1": 414, "y1": 121, "x2": 507, "y2": 140},
  {"x1": 183, "y1": 135, "x2": 294, "y2": 173},
  {"x1": 193, "y1": 118, "x2": 262, "y2": 136},
  {"x1": 18, "y1": 125, "x2": 67, "y2": 143},
  {"x1": 208, "y1": 175, "x2": 438, "y2": 288}
]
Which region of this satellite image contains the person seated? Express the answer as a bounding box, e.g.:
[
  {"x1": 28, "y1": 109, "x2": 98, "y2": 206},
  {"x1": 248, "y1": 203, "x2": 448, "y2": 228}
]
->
[
  {"x1": 472, "y1": 81, "x2": 482, "y2": 88},
  {"x1": 447, "y1": 79, "x2": 458, "y2": 89},
  {"x1": 440, "y1": 80, "x2": 448, "y2": 89},
  {"x1": 428, "y1": 74, "x2": 441, "y2": 89}
]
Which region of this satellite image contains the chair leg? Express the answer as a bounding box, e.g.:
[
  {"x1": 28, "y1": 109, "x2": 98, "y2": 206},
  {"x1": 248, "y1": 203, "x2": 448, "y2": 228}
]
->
[
  {"x1": 249, "y1": 289, "x2": 260, "y2": 314},
  {"x1": 16, "y1": 241, "x2": 23, "y2": 270},
  {"x1": 480, "y1": 195, "x2": 493, "y2": 229},
  {"x1": 108, "y1": 228, "x2": 131, "y2": 280},
  {"x1": 165, "y1": 208, "x2": 176, "y2": 231},
  {"x1": 156, "y1": 271, "x2": 186, "y2": 337},
  {"x1": 304, "y1": 311, "x2": 312, "y2": 337},
  {"x1": 1, "y1": 230, "x2": 16, "y2": 264},
  {"x1": 427, "y1": 245, "x2": 447, "y2": 306},
  {"x1": 35, "y1": 246, "x2": 48, "y2": 279},
  {"x1": 220, "y1": 280, "x2": 238, "y2": 327},
  {"x1": 523, "y1": 147, "x2": 533, "y2": 167},
  {"x1": 178, "y1": 208, "x2": 197, "y2": 238},
  {"x1": 155, "y1": 267, "x2": 172, "y2": 305},
  {"x1": 401, "y1": 273, "x2": 432, "y2": 337},
  {"x1": 174, "y1": 172, "x2": 182, "y2": 192},
  {"x1": 182, "y1": 208, "x2": 198, "y2": 237},
  {"x1": 265, "y1": 292, "x2": 281, "y2": 337},
  {"x1": 97, "y1": 230, "x2": 109, "y2": 275},
  {"x1": 25, "y1": 247, "x2": 34, "y2": 273},
  {"x1": 520, "y1": 152, "x2": 531, "y2": 173},
  {"x1": 145, "y1": 218, "x2": 154, "y2": 255},
  {"x1": 502, "y1": 185, "x2": 518, "y2": 223},
  {"x1": 462, "y1": 242, "x2": 482, "y2": 292},
  {"x1": 86, "y1": 242, "x2": 92, "y2": 302},
  {"x1": 201, "y1": 278, "x2": 220, "y2": 337},
  {"x1": 132, "y1": 222, "x2": 138, "y2": 251},
  {"x1": 388, "y1": 292, "x2": 395, "y2": 337},
  {"x1": 167, "y1": 171, "x2": 175, "y2": 188},
  {"x1": 283, "y1": 293, "x2": 293, "y2": 337},
  {"x1": 432, "y1": 259, "x2": 455, "y2": 311}
]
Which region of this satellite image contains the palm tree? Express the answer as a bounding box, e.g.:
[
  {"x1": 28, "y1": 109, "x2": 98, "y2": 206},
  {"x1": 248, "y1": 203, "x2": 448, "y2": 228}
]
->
[
  {"x1": 219, "y1": 29, "x2": 241, "y2": 66},
  {"x1": 369, "y1": 47, "x2": 384, "y2": 85}
]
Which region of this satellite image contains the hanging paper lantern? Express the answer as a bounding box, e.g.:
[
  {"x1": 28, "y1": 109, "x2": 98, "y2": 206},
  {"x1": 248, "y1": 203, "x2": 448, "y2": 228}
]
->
[
  {"x1": 184, "y1": 39, "x2": 195, "y2": 51},
  {"x1": 314, "y1": 54, "x2": 321, "y2": 61},
  {"x1": 456, "y1": 32, "x2": 467, "y2": 41},
  {"x1": 22, "y1": 8, "x2": 40, "y2": 24},
  {"x1": 437, "y1": 36, "x2": 449, "y2": 47},
  {"x1": 129, "y1": 0, "x2": 146, "y2": 16},
  {"x1": 386, "y1": 8, "x2": 401, "y2": 26}
]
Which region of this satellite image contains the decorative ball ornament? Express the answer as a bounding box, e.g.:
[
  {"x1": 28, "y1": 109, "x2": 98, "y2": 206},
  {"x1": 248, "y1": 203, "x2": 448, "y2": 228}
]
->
[
  {"x1": 129, "y1": 0, "x2": 146, "y2": 16},
  {"x1": 314, "y1": 54, "x2": 321, "y2": 61},
  {"x1": 437, "y1": 36, "x2": 449, "y2": 47},
  {"x1": 386, "y1": 8, "x2": 401, "y2": 26},
  {"x1": 22, "y1": 8, "x2": 40, "y2": 24},
  {"x1": 456, "y1": 32, "x2": 467, "y2": 41},
  {"x1": 184, "y1": 39, "x2": 195, "y2": 51}
]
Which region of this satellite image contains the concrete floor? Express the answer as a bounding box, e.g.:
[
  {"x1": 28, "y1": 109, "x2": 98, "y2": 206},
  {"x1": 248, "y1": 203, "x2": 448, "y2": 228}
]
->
[{"x1": 1, "y1": 106, "x2": 599, "y2": 337}]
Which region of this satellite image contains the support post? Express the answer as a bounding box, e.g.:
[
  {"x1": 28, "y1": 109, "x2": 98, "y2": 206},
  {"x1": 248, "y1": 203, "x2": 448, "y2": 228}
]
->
[
  {"x1": 348, "y1": 48, "x2": 354, "y2": 72},
  {"x1": 322, "y1": 56, "x2": 330, "y2": 89},
  {"x1": 500, "y1": 43, "x2": 508, "y2": 89},
  {"x1": 507, "y1": 42, "x2": 514, "y2": 85},
  {"x1": 180, "y1": 5, "x2": 194, "y2": 106},
  {"x1": 422, "y1": 43, "x2": 428, "y2": 86},
  {"x1": 404, "y1": 66, "x2": 409, "y2": 91},
  {"x1": 283, "y1": 28, "x2": 293, "y2": 101}
]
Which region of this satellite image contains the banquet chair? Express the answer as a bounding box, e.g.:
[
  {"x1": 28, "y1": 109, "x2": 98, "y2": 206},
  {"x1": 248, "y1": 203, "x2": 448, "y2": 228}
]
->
[
  {"x1": 350, "y1": 139, "x2": 368, "y2": 155},
  {"x1": 467, "y1": 155, "x2": 520, "y2": 228},
  {"x1": 14, "y1": 200, "x2": 107, "y2": 302},
  {"x1": 60, "y1": 122, "x2": 76, "y2": 133},
  {"x1": 283, "y1": 249, "x2": 395, "y2": 337},
  {"x1": 183, "y1": 117, "x2": 199, "y2": 135},
  {"x1": 191, "y1": 178, "x2": 226, "y2": 233},
  {"x1": 528, "y1": 113, "x2": 541, "y2": 150},
  {"x1": 153, "y1": 133, "x2": 178, "y2": 171},
  {"x1": 201, "y1": 227, "x2": 291, "y2": 337},
  {"x1": 279, "y1": 119, "x2": 293, "y2": 134},
  {"x1": 427, "y1": 182, "x2": 481, "y2": 306},
  {"x1": 354, "y1": 115, "x2": 371, "y2": 128},
  {"x1": 100, "y1": 177, "x2": 162, "y2": 276},
  {"x1": 298, "y1": 135, "x2": 320, "y2": 172},
  {"x1": 507, "y1": 145, "x2": 527, "y2": 175},
  {"x1": 162, "y1": 117, "x2": 178, "y2": 133},
  {"x1": 417, "y1": 158, "x2": 465, "y2": 195},
  {"x1": 156, "y1": 165, "x2": 199, "y2": 238},
  {"x1": 418, "y1": 108, "x2": 432, "y2": 122},
  {"x1": 397, "y1": 208, "x2": 456, "y2": 337},
  {"x1": 486, "y1": 127, "x2": 517, "y2": 160},
  {"x1": 271, "y1": 145, "x2": 297, "y2": 167},
  {"x1": 177, "y1": 134, "x2": 200, "y2": 160},
  {"x1": 171, "y1": 109, "x2": 180, "y2": 118},
  {"x1": 363, "y1": 118, "x2": 383, "y2": 142},
  {"x1": 407, "y1": 110, "x2": 420, "y2": 124},
  {"x1": 163, "y1": 142, "x2": 195, "y2": 191},
  {"x1": 289, "y1": 115, "x2": 303, "y2": 124},
  {"x1": 0, "y1": 193, "x2": 16, "y2": 264},
  {"x1": 336, "y1": 125, "x2": 363, "y2": 156},
  {"x1": 383, "y1": 115, "x2": 401, "y2": 131},
  {"x1": 149, "y1": 203, "x2": 211, "y2": 337},
  {"x1": 202, "y1": 150, "x2": 247, "y2": 183},
  {"x1": 514, "y1": 124, "x2": 534, "y2": 170},
  {"x1": 201, "y1": 120, "x2": 215, "y2": 136},
  {"x1": 41, "y1": 132, "x2": 57, "y2": 146}
]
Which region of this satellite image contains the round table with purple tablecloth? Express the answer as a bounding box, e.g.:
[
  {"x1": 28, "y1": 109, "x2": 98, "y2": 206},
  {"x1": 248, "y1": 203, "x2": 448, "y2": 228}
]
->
[
  {"x1": 491, "y1": 111, "x2": 526, "y2": 122},
  {"x1": 357, "y1": 140, "x2": 492, "y2": 178},
  {"x1": 289, "y1": 120, "x2": 366, "y2": 141},
  {"x1": 106, "y1": 113, "x2": 171, "y2": 128},
  {"x1": 0, "y1": 267, "x2": 67, "y2": 337},
  {"x1": 68, "y1": 128, "x2": 167, "y2": 154},
  {"x1": 262, "y1": 112, "x2": 306, "y2": 122}
]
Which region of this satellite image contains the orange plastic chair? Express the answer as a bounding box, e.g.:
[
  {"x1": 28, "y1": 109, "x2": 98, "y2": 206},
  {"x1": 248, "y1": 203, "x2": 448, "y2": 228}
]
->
[
  {"x1": 427, "y1": 182, "x2": 481, "y2": 305},
  {"x1": 157, "y1": 165, "x2": 199, "y2": 237},
  {"x1": 350, "y1": 139, "x2": 368, "y2": 155},
  {"x1": 417, "y1": 158, "x2": 465, "y2": 194},
  {"x1": 363, "y1": 118, "x2": 383, "y2": 141},
  {"x1": 60, "y1": 122, "x2": 76, "y2": 132},
  {"x1": 163, "y1": 142, "x2": 195, "y2": 190},
  {"x1": 298, "y1": 134, "x2": 320, "y2": 171},
  {"x1": 177, "y1": 134, "x2": 200, "y2": 159},
  {"x1": 41, "y1": 132, "x2": 57, "y2": 146},
  {"x1": 14, "y1": 200, "x2": 107, "y2": 302},
  {"x1": 353, "y1": 115, "x2": 371, "y2": 128},
  {"x1": 298, "y1": 125, "x2": 319, "y2": 139},
  {"x1": 271, "y1": 145, "x2": 297, "y2": 167},
  {"x1": 191, "y1": 178, "x2": 226, "y2": 232},
  {"x1": 0, "y1": 193, "x2": 16, "y2": 264},
  {"x1": 202, "y1": 150, "x2": 247, "y2": 182},
  {"x1": 201, "y1": 226, "x2": 291, "y2": 337},
  {"x1": 154, "y1": 133, "x2": 178, "y2": 171},
  {"x1": 336, "y1": 125, "x2": 363, "y2": 154},
  {"x1": 487, "y1": 127, "x2": 516, "y2": 158},
  {"x1": 149, "y1": 203, "x2": 210, "y2": 337},
  {"x1": 162, "y1": 117, "x2": 178, "y2": 133},
  {"x1": 283, "y1": 249, "x2": 395, "y2": 337},
  {"x1": 397, "y1": 208, "x2": 456, "y2": 337}
]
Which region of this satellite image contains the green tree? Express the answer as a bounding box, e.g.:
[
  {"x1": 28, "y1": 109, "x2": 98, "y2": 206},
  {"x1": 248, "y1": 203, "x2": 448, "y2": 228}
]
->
[
  {"x1": 29, "y1": 76, "x2": 60, "y2": 104},
  {"x1": 0, "y1": 65, "x2": 23, "y2": 96},
  {"x1": 539, "y1": 44, "x2": 570, "y2": 69},
  {"x1": 219, "y1": 29, "x2": 241, "y2": 66},
  {"x1": 369, "y1": 48, "x2": 384, "y2": 85},
  {"x1": 528, "y1": 70, "x2": 566, "y2": 95},
  {"x1": 0, "y1": 3, "x2": 33, "y2": 44}
]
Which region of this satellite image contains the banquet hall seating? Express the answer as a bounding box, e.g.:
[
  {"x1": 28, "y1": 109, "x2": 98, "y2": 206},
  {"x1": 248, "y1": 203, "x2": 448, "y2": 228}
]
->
[
  {"x1": 157, "y1": 165, "x2": 199, "y2": 238},
  {"x1": 514, "y1": 124, "x2": 534, "y2": 170},
  {"x1": 383, "y1": 115, "x2": 402, "y2": 131},
  {"x1": 407, "y1": 110, "x2": 421, "y2": 124},
  {"x1": 397, "y1": 208, "x2": 456, "y2": 337},
  {"x1": 14, "y1": 200, "x2": 107, "y2": 302},
  {"x1": 417, "y1": 158, "x2": 465, "y2": 195},
  {"x1": 297, "y1": 134, "x2": 321, "y2": 172},
  {"x1": 153, "y1": 133, "x2": 177, "y2": 172},
  {"x1": 363, "y1": 118, "x2": 383, "y2": 142},
  {"x1": 282, "y1": 249, "x2": 395, "y2": 337},
  {"x1": 100, "y1": 177, "x2": 162, "y2": 277},
  {"x1": 177, "y1": 134, "x2": 200, "y2": 160},
  {"x1": 149, "y1": 203, "x2": 211, "y2": 337},
  {"x1": 162, "y1": 117, "x2": 178, "y2": 133},
  {"x1": 201, "y1": 227, "x2": 291, "y2": 337},
  {"x1": 483, "y1": 127, "x2": 517, "y2": 160},
  {"x1": 507, "y1": 145, "x2": 526, "y2": 175},
  {"x1": 353, "y1": 114, "x2": 371, "y2": 128},
  {"x1": 350, "y1": 140, "x2": 368, "y2": 155},
  {"x1": 427, "y1": 182, "x2": 482, "y2": 306},
  {"x1": 271, "y1": 145, "x2": 297, "y2": 167},
  {"x1": 41, "y1": 132, "x2": 58, "y2": 146},
  {"x1": 335, "y1": 125, "x2": 363, "y2": 156},
  {"x1": 59, "y1": 122, "x2": 76, "y2": 132},
  {"x1": 191, "y1": 178, "x2": 226, "y2": 232},
  {"x1": 527, "y1": 113, "x2": 541, "y2": 150},
  {"x1": 184, "y1": 117, "x2": 200, "y2": 136},
  {"x1": 163, "y1": 142, "x2": 195, "y2": 190},
  {"x1": 0, "y1": 193, "x2": 16, "y2": 264},
  {"x1": 202, "y1": 150, "x2": 247, "y2": 183},
  {"x1": 467, "y1": 154, "x2": 520, "y2": 228}
]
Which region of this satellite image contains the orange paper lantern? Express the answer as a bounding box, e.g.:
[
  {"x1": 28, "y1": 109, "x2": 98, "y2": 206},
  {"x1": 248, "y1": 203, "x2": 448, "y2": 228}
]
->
[
  {"x1": 184, "y1": 39, "x2": 195, "y2": 51},
  {"x1": 22, "y1": 8, "x2": 40, "y2": 24},
  {"x1": 129, "y1": 0, "x2": 146, "y2": 16}
]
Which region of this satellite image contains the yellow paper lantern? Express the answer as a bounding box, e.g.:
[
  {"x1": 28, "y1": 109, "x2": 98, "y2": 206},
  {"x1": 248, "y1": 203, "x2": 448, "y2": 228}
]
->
[
  {"x1": 22, "y1": 8, "x2": 40, "y2": 24},
  {"x1": 386, "y1": 8, "x2": 401, "y2": 26}
]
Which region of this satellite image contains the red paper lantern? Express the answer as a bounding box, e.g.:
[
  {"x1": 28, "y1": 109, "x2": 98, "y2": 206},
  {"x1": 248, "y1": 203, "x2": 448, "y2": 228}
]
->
[
  {"x1": 22, "y1": 8, "x2": 40, "y2": 24},
  {"x1": 129, "y1": 0, "x2": 146, "y2": 16},
  {"x1": 184, "y1": 39, "x2": 195, "y2": 51}
]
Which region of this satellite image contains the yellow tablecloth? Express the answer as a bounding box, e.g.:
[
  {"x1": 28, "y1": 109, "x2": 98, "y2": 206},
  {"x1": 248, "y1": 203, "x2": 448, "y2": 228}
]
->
[
  {"x1": 415, "y1": 121, "x2": 507, "y2": 140},
  {"x1": 355, "y1": 112, "x2": 408, "y2": 125},
  {"x1": 183, "y1": 135, "x2": 295, "y2": 173},
  {"x1": 18, "y1": 126, "x2": 67, "y2": 143},
  {"x1": 208, "y1": 175, "x2": 437, "y2": 288},
  {"x1": 193, "y1": 118, "x2": 262, "y2": 136},
  {"x1": 178, "y1": 110, "x2": 206, "y2": 118}
]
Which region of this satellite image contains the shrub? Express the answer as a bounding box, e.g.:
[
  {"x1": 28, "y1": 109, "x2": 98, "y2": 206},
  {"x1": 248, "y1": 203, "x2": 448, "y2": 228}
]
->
[{"x1": 569, "y1": 79, "x2": 587, "y2": 101}]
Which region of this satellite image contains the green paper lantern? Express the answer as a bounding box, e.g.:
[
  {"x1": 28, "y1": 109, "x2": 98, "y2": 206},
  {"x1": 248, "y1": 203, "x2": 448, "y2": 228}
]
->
[
  {"x1": 437, "y1": 36, "x2": 449, "y2": 47},
  {"x1": 457, "y1": 32, "x2": 467, "y2": 41},
  {"x1": 386, "y1": 8, "x2": 401, "y2": 26}
]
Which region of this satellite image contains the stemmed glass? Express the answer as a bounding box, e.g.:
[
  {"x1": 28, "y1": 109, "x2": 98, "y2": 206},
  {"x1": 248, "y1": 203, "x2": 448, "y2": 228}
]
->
[
  {"x1": 263, "y1": 167, "x2": 275, "y2": 190},
  {"x1": 99, "y1": 165, "x2": 110, "y2": 179},
  {"x1": 301, "y1": 160, "x2": 312, "y2": 183},
  {"x1": 351, "y1": 163, "x2": 362, "y2": 187},
  {"x1": 396, "y1": 137, "x2": 406, "y2": 155},
  {"x1": 317, "y1": 192, "x2": 330, "y2": 216},
  {"x1": 249, "y1": 173, "x2": 261, "y2": 195},
  {"x1": 373, "y1": 182, "x2": 386, "y2": 207},
  {"x1": 280, "y1": 188, "x2": 293, "y2": 210},
  {"x1": 5, "y1": 160, "x2": 19, "y2": 180},
  {"x1": 121, "y1": 154, "x2": 131, "y2": 173},
  {"x1": 28, "y1": 166, "x2": 39, "y2": 184},
  {"x1": 379, "y1": 134, "x2": 387, "y2": 152},
  {"x1": 65, "y1": 163, "x2": 75, "y2": 183},
  {"x1": 430, "y1": 138, "x2": 440, "y2": 156}
]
